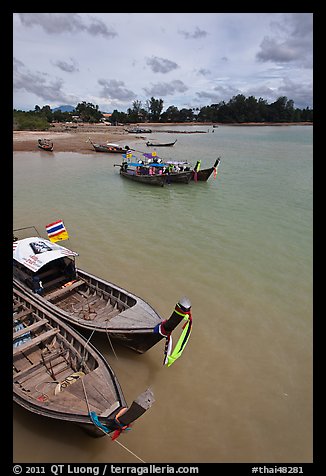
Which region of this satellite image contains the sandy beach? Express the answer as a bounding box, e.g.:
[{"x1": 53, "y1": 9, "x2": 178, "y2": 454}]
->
[
  {"x1": 13, "y1": 122, "x2": 312, "y2": 154},
  {"x1": 13, "y1": 123, "x2": 137, "y2": 154}
]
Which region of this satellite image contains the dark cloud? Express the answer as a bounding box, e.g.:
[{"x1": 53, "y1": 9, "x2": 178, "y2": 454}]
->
[
  {"x1": 13, "y1": 58, "x2": 78, "y2": 104},
  {"x1": 17, "y1": 13, "x2": 117, "y2": 39},
  {"x1": 143, "y1": 80, "x2": 188, "y2": 96},
  {"x1": 196, "y1": 83, "x2": 240, "y2": 103},
  {"x1": 196, "y1": 68, "x2": 211, "y2": 77},
  {"x1": 256, "y1": 13, "x2": 312, "y2": 68},
  {"x1": 52, "y1": 58, "x2": 79, "y2": 73},
  {"x1": 178, "y1": 26, "x2": 208, "y2": 39},
  {"x1": 98, "y1": 79, "x2": 136, "y2": 101},
  {"x1": 146, "y1": 56, "x2": 179, "y2": 74}
]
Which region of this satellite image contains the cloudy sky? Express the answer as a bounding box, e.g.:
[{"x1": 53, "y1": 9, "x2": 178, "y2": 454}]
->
[{"x1": 13, "y1": 13, "x2": 313, "y2": 112}]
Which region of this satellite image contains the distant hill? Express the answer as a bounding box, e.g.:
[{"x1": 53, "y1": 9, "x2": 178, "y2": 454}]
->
[{"x1": 52, "y1": 105, "x2": 75, "y2": 112}]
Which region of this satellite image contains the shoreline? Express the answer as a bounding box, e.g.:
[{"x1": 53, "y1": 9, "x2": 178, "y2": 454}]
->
[{"x1": 13, "y1": 122, "x2": 313, "y2": 154}]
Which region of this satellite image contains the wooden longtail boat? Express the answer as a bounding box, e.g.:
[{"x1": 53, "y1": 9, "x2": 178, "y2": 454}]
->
[
  {"x1": 88, "y1": 139, "x2": 129, "y2": 153},
  {"x1": 13, "y1": 287, "x2": 155, "y2": 437},
  {"x1": 146, "y1": 139, "x2": 177, "y2": 147},
  {"x1": 192, "y1": 158, "x2": 220, "y2": 181},
  {"x1": 13, "y1": 236, "x2": 191, "y2": 353},
  {"x1": 114, "y1": 162, "x2": 166, "y2": 186},
  {"x1": 38, "y1": 139, "x2": 53, "y2": 151}
]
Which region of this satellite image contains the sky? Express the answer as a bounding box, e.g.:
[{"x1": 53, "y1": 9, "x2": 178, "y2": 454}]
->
[{"x1": 13, "y1": 12, "x2": 313, "y2": 113}]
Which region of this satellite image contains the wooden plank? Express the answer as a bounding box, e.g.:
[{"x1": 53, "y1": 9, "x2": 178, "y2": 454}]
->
[
  {"x1": 13, "y1": 349, "x2": 65, "y2": 382},
  {"x1": 13, "y1": 329, "x2": 60, "y2": 356},
  {"x1": 13, "y1": 309, "x2": 33, "y2": 321},
  {"x1": 13, "y1": 318, "x2": 48, "y2": 339},
  {"x1": 46, "y1": 280, "x2": 84, "y2": 301}
]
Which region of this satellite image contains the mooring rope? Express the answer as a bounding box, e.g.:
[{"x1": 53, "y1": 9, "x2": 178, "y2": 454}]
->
[
  {"x1": 81, "y1": 378, "x2": 146, "y2": 463},
  {"x1": 105, "y1": 320, "x2": 119, "y2": 360}
]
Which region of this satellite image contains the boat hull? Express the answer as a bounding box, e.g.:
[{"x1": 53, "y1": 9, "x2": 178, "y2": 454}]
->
[
  {"x1": 165, "y1": 171, "x2": 193, "y2": 184},
  {"x1": 13, "y1": 287, "x2": 127, "y2": 437},
  {"x1": 120, "y1": 169, "x2": 166, "y2": 186},
  {"x1": 13, "y1": 265, "x2": 164, "y2": 353}
]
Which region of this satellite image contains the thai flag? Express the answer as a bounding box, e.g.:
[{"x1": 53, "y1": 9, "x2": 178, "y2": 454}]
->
[{"x1": 46, "y1": 220, "x2": 69, "y2": 242}]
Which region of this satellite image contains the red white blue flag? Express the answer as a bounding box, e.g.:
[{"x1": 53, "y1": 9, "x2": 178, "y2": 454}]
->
[{"x1": 46, "y1": 220, "x2": 69, "y2": 242}]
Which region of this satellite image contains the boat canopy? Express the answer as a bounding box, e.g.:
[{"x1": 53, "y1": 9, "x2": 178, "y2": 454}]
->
[
  {"x1": 127, "y1": 162, "x2": 165, "y2": 168},
  {"x1": 13, "y1": 236, "x2": 78, "y2": 272}
]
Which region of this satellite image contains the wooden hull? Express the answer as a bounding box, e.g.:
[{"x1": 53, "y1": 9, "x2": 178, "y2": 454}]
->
[
  {"x1": 146, "y1": 140, "x2": 177, "y2": 147},
  {"x1": 38, "y1": 140, "x2": 53, "y2": 152},
  {"x1": 13, "y1": 266, "x2": 164, "y2": 353},
  {"x1": 191, "y1": 167, "x2": 215, "y2": 181},
  {"x1": 13, "y1": 287, "x2": 127, "y2": 437},
  {"x1": 92, "y1": 145, "x2": 125, "y2": 153},
  {"x1": 165, "y1": 171, "x2": 193, "y2": 184},
  {"x1": 191, "y1": 159, "x2": 220, "y2": 181},
  {"x1": 120, "y1": 169, "x2": 166, "y2": 187}
]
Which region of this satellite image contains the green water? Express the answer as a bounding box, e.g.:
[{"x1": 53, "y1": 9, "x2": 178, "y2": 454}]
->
[{"x1": 13, "y1": 125, "x2": 313, "y2": 463}]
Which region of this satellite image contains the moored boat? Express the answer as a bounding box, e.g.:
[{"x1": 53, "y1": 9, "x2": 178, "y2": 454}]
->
[
  {"x1": 38, "y1": 139, "x2": 53, "y2": 151},
  {"x1": 146, "y1": 139, "x2": 177, "y2": 147},
  {"x1": 115, "y1": 162, "x2": 167, "y2": 186},
  {"x1": 88, "y1": 139, "x2": 129, "y2": 153},
  {"x1": 13, "y1": 235, "x2": 191, "y2": 353},
  {"x1": 13, "y1": 287, "x2": 154, "y2": 437},
  {"x1": 125, "y1": 127, "x2": 152, "y2": 134}
]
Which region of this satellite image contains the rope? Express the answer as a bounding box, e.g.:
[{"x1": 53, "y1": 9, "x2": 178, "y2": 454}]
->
[
  {"x1": 105, "y1": 320, "x2": 119, "y2": 360},
  {"x1": 81, "y1": 377, "x2": 145, "y2": 463}
]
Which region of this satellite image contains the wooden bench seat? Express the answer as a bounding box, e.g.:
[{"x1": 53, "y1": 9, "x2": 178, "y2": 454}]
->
[
  {"x1": 13, "y1": 318, "x2": 48, "y2": 339},
  {"x1": 13, "y1": 328, "x2": 60, "y2": 356}
]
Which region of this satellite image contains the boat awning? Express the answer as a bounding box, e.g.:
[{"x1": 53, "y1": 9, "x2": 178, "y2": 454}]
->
[{"x1": 13, "y1": 236, "x2": 79, "y2": 272}]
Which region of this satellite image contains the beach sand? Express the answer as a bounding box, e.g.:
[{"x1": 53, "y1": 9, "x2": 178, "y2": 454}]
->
[{"x1": 13, "y1": 123, "x2": 137, "y2": 154}]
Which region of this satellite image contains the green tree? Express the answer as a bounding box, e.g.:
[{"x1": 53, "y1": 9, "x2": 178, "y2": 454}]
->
[
  {"x1": 75, "y1": 102, "x2": 102, "y2": 122},
  {"x1": 148, "y1": 97, "x2": 164, "y2": 121}
]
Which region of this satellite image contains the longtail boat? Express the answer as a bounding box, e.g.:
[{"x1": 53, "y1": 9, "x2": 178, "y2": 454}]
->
[
  {"x1": 13, "y1": 235, "x2": 192, "y2": 354},
  {"x1": 145, "y1": 139, "x2": 177, "y2": 147},
  {"x1": 13, "y1": 287, "x2": 155, "y2": 437},
  {"x1": 88, "y1": 139, "x2": 129, "y2": 153},
  {"x1": 114, "y1": 162, "x2": 167, "y2": 186},
  {"x1": 38, "y1": 139, "x2": 53, "y2": 151}
]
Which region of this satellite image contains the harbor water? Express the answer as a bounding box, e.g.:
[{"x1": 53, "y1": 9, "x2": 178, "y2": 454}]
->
[{"x1": 13, "y1": 125, "x2": 313, "y2": 463}]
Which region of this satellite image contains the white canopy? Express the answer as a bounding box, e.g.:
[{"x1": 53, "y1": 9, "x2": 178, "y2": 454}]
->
[{"x1": 13, "y1": 236, "x2": 78, "y2": 272}]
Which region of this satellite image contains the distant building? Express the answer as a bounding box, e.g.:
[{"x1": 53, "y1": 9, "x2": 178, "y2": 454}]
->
[{"x1": 101, "y1": 113, "x2": 112, "y2": 124}]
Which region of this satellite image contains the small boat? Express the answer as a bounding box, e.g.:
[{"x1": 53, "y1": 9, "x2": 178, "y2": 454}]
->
[
  {"x1": 114, "y1": 162, "x2": 167, "y2": 187},
  {"x1": 125, "y1": 128, "x2": 152, "y2": 134},
  {"x1": 146, "y1": 139, "x2": 177, "y2": 147},
  {"x1": 192, "y1": 158, "x2": 221, "y2": 181},
  {"x1": 13, "y1": 287, "x2": 155, "y2": 438},
  {"x1": 88, "y1": 139, "x2": 129, "y2": 153},
  {"x1": 38, "y1": 139, "x2": 53, "y2": 151},
  {"x1": 13, "y1": 235, "x2": 191, "y2": 353}
]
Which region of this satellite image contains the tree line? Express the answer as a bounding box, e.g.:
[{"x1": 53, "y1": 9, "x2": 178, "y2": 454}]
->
[{"x1": 13, "y1": 95, "x2": 313, "y2": 130}]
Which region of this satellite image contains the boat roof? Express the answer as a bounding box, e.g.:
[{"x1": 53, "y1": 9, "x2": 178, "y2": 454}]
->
[
  {"x1": 106, "y1": 143, "x2": 122, "y2": 147},
  {"x1": 13, "y1": 236, "x2": 78, "y2": 272}
]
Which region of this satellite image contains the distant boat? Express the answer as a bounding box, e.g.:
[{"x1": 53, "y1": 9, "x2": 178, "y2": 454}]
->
[
  {"x1": 88, "y1": 139, "x2": 129, "y2": 153},
  {"x1": 13, "y1": 287, "x2": 155, "y2": 438},
  {"x1": 38, "y1": 139, "x2": 53, "y2": 151},
  {"x1": 125, "y1": 128, "x2": 152, "y2": 134},
  {"x1": 146, "y1": 139, "x2": 177, "y2": 147},
  {"x1": 13, "y1": 235, "x2": 191, "y2": 353}
]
